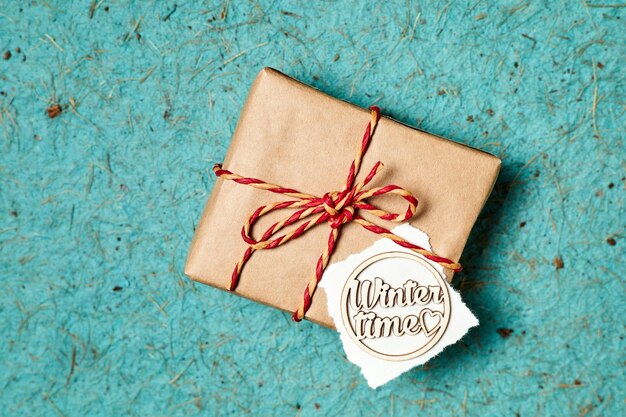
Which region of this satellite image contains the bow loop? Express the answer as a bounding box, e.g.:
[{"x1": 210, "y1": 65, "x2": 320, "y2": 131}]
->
[{"x1": 354, "y1": 185, "x2": 419, "y2": 223}]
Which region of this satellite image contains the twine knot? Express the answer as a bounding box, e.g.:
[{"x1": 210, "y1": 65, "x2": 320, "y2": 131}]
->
[
  {"x1": 213, "y1": 106, "x2": 462, "y2": 322},
  {"x1": 322, "y1": 192, "x2": 355, "y2": 228}
]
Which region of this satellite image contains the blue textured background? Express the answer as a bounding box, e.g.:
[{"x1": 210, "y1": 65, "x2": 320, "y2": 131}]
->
[{"x1": 1, "y1": 1, "x2": 624, "y2": 416}]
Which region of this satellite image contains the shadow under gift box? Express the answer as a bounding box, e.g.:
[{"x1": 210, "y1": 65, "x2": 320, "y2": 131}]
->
[{"x1": 185, "y1": 68, "x2": 501, "y2": 329}]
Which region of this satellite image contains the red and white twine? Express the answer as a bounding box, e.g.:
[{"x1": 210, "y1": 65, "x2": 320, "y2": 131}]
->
[{"x1": 213, "y1": 106, "x2": 462, "y2": 322}]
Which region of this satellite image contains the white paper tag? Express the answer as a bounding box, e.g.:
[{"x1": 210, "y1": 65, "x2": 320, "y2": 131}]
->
[{"x1": 319, "y1": 223, "x2": 478, "y2": 388}]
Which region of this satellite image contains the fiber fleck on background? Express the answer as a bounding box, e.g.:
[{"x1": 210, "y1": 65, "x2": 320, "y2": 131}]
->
[{"x1": 0, "y1": 1, "x2": 624, "y2": 416}]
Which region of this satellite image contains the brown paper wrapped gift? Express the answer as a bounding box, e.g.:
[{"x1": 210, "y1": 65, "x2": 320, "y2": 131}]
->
[{"x1": 185, "y1": 68, "x2": 500, "y2": 329}]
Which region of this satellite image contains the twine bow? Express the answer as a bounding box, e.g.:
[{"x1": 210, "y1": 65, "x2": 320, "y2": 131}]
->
[{"x1": 213, "y1": 106, "x2": 462, "y2": 322}]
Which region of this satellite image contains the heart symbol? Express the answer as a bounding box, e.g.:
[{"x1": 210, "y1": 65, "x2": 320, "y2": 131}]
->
[{"x1": 420, "y1": 309, "x2": 443, "y2": 338}]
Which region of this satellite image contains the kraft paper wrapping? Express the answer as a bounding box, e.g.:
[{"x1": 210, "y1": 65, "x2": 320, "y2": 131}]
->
[{"x1": 185, "y1": 68, "x2": 501, "y2": 329}]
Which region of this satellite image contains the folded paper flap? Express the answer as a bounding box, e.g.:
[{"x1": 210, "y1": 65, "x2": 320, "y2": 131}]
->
[{"x1": 185, "y1": 67, "x2": 500, "y2": 329}]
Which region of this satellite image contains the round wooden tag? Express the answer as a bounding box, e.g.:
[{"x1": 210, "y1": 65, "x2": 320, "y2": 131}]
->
[{"x1": 340, "y1": 251, "x2": 451, "y2": 361}]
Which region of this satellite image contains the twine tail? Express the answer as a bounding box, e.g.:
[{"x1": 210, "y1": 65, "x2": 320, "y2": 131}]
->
[
  {"x1": 292, "y1": 227, "x2": 339, "y2": 321},
  {"x1": 229, "y1": 246, "x2": 254, "y2": 290},
  {"x1": 354, "y1": 216, "x2": 462, "y2": 272}
]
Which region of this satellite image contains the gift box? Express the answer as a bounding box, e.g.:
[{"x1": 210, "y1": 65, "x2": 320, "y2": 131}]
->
[{"x1": 185, "y1": 68, "x2": 500, "y2": 329}]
